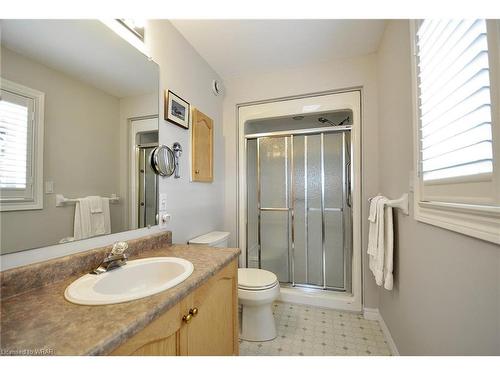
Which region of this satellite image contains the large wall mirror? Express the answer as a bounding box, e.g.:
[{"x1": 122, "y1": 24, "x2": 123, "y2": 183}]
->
[{"x1": 0, "y1": 20, "x2": 160, "y2": 255}]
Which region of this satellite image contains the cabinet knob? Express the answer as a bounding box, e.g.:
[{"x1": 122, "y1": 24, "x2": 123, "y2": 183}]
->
[
  {"x1": 182, "y1": 313, "x2": 193, "y2": 324},
  {"x1": 182, "y1": 307, "x2": 199, "y2": 323},
  {"x1": 190, "y1": 307, "x2": 198, "y2": 316},
  {"x1": 195, "y1": 170, "x2": 200, "y2": 174}
]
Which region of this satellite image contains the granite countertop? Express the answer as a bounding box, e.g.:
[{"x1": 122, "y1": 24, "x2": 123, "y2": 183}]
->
[{"x1": 0, "y1": 244, "x2": 240, "y2": 355}]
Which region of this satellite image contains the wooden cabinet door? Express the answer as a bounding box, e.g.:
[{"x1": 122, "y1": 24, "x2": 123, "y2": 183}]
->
[
  {"x1": 109, "y1": 260, "x2": 239, "y2": 356},
  {"x1": 110, "y1": 303, "x2": 182, "y2": 356},
  {"x1": 180, "y1": 260, "x2": 238, "y2": 355},
  {"x1": 191, "y1": 108, "x2": 213, "y2": 182}
]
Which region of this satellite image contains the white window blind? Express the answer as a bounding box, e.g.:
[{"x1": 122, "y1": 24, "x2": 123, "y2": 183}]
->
[
  {"x1": 416, "y1": 19, "x2": 493, "y2": 182},
  {"x1": 0, "y1": 90, "x2": 32, "y2": 192},
  {"x1": 0, "y1": 78, "x2": 44, "y2": 211}
]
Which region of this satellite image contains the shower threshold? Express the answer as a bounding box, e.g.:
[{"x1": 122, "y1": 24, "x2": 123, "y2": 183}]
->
[
  {"x1": 279, "y1": 282, "x2": 345, "y2": 293},
  {"x1": 278, "y1": 282, "x2": 359, "y2": 311}
]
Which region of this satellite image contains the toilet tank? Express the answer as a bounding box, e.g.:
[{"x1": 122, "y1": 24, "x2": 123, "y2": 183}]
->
[{"x1": 188, "y1": 231, "x2": 230, "y2": 248}]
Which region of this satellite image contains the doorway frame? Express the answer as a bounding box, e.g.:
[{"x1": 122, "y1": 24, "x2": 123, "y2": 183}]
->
[
  {"x1": 237, "y1": 89, "x2": 362, "y2": 311},
  {"x1": 128, "y1": 115, "x2": 158, "y2": 229}
]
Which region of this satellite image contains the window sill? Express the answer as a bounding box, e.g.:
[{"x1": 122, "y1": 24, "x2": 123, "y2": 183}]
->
[
  {"x1": 415, "y1": 200, "x2": 500, "y2": 244},
  {"x1": 0, "y1": 200, "x2": 43, "y2": 212}
]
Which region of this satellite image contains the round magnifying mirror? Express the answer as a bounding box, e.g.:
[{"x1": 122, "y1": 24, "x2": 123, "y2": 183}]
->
[{"x1": 151, "y1": 145, "x2": 175, "y2": 177}]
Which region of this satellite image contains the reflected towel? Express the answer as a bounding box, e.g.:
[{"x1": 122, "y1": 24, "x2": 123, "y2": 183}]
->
[
  {"x1": 74, "y1": 198, "x2": 92, "y2": 240},
  {"x1": 74, "y1": 197, "x2": 111, "y2": 240},
  {"x1": 90, "y1": 197, "x2": 110, "y2": 236},
  {"x1": 88, "y1": 196, "x2": 103, "y2": 213}
]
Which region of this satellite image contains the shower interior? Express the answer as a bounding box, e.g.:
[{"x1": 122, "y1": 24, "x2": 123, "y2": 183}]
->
[
  {"x1": 246, "y1": 110, "x2": 353, "y2": 292},
  {"x1": 136, "y1": 130, "x2": 159, "y2": 228}
]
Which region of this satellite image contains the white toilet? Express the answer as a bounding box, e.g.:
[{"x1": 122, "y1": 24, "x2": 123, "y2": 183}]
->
[{"x1": 189, "y1": 231, "x2": 280, "y2": 342}]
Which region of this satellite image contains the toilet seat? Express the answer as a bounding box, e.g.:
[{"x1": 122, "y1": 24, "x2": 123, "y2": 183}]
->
[{"x1": 238, "y1": 268, "x2": 278, "y2": 291}]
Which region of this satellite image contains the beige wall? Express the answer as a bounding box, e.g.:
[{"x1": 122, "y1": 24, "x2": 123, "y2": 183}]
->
[
  {"x1": 0, "y1": 47, "x2": 124, "y2": 253},
  {"x1": 222, "y1": 54, "x2": 381, "y2": 308},
  {"x1": 145, "y1": 21, "x2": 225, "y2": 244},
  {"x1": 376, "y1": 20, "x2": 500, "y2": 355}
]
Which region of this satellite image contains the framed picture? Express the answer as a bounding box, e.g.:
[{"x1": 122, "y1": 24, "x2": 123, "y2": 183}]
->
[{"x1": 165, "y1": 90, "x2": 190, "y2": 129}]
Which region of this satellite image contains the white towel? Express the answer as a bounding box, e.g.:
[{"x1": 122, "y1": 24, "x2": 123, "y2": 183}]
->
[
  {"x1": 367, "y1": 196, "x2": 382, "y2": 256},
  {"x1": 367, "y1": 196, "x2": 394, "y2": 289},
  {"x1": 74, "y1": 197, "x2": 111, "y2": 240},
  {"x1": 74, "y1": 198, "x2": 92, "y2": 240},
  {"x1": 88, "y1": 196, "x2": 103, "y2": 213},
  {"x1": 383, "y1": 206, "x2": 394, "y2": 290}
]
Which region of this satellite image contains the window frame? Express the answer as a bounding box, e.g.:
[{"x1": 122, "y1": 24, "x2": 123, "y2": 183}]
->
[
  {"x1": 0, "y1": 78, "x2": 45, "y2": 212},
  {"x1": 410, "y1": 19, "x2": 500, "y2": 245}
]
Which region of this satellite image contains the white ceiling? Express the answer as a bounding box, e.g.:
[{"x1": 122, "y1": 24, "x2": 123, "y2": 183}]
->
[
  {"x1": 1, "y1": 20, "x2": 158, "y2": 98},
  {"x1": 171, "y1": 20, "x2": 387, "y2": 80}
]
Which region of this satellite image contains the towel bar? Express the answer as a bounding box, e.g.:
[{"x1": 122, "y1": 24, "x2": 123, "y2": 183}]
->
[
  {"x1": 55, "y1": 194, "x2": 120, "y2": 207},
  {"x1": 368, "y1": 193, "x2": 409, "y2": 215}
]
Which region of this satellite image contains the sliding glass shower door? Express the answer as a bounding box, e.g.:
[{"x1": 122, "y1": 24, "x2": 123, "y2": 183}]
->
[{"x1": 247, "y1": 130, "x2": 351, "y2": 291}]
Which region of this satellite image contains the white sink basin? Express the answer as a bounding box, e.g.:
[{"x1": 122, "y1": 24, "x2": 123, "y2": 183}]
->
[{"x1": 64, "y1": 257, "x2": 194, "y2": 305}]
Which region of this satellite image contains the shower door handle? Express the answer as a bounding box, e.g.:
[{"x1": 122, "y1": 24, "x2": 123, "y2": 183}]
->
[{"x1": 346, "y1": 161, "x2": 352, "y2": 207}]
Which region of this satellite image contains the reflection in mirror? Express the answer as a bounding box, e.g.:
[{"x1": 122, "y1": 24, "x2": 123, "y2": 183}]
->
[{"x1": 0, "y1": 20, "x2": 159, "y2": 255}]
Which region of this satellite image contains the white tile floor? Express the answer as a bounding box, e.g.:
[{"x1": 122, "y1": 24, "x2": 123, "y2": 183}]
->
[{"x1": 239, "y1": 301, "x2": 391, "y2": 356}]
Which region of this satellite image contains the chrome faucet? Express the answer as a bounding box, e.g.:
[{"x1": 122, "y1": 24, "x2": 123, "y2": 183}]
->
[{"x1": 91, "y1": 241, "x2": 129, "y2": 275}]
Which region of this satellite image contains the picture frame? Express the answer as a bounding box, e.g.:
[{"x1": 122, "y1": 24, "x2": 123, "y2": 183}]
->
[{"x1": 165, "y1": 90, "x2": 190, "y2": 129}]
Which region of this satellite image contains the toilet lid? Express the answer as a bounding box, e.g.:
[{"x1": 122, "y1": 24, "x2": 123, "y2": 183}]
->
[{"x1": 238, "y1": 268, "x2": 278, "y2": 290}]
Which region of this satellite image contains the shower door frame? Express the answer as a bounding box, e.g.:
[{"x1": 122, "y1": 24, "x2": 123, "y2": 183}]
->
[
  {"x1": 237, "y1": 89, "x2": 362, "y2": 312},
  {"x1": 246, "y1": 128, "x2": 352, "y2": 292},
  {"x1": 136, "y1": 144, "x2": 159, "y2": 228}
]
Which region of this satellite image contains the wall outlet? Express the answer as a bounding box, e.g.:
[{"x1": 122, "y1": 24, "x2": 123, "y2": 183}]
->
[
  {"x1": 159, "y1": 212, "x2": 171, "y2": 229},
  {"x1": 159, "y1": 193, "x2": 167, "y2": 211}
]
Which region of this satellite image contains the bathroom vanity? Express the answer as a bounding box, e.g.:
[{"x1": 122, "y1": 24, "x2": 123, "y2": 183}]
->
[
  {"x1": 111, "y1": 259, "x2": 238, "y2": 356},
  {"x1": 0, "y1": 232, "x2": 240, "y2": 356}
]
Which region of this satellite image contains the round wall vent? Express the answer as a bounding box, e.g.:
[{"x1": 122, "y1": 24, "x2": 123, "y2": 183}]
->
[{"x1": 212, "y1": 79, "x2": 224, "y2": 96}]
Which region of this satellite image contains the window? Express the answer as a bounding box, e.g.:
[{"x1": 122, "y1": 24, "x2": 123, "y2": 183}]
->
[
  {"x1": 411, "y1": 19, "x2": 500, "y2": 244},
  {"x1": 0, "y1": 79, "x2": 44, "y2": 211}
]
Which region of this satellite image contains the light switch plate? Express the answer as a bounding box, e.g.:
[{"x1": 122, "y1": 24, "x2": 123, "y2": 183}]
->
[
  {"x1": 45, "y1": 181, "x2": 54, "y2": 194},
  {"x1": 409, "y1": 171, "x2": 415, "y2": 192}
]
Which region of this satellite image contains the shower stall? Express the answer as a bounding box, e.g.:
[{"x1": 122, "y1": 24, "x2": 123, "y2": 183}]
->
[
  {"x1": 246, "y1": 117, "x2": 353, "y2": 292},
  {"x1": 136, "y1": 130, "x2": 159, "y2": 228}
]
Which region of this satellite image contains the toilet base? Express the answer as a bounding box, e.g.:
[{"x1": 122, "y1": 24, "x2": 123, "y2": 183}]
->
[{"x1": 240, "y1": 303, "x2": 277, "y2": 342}]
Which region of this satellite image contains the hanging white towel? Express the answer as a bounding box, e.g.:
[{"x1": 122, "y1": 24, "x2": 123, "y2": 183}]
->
[
  {"x1": 367, "y1": 195, "x2": 382, "y2": 257},
  {"x1": 74, "y1": 198, "x2": 92, "y2": 240},
  {"x1": 367, "y1": 196, "x2": 394, "y2": 288},
  {"x1": 90, "y1": 197, "x2": 110, "y2": 236},
  {"x1": 369, "y1": 197, "x2": 387, "y2": 286},
  {"x1": 88, "y1": 196, "x2": 103, "y2": 214},
  {"x1": 74, "y1": 197, "x2": 111, "y2": 240},
  {"x1": 383, "y1": 205, "x2": 394, "y2": 290}
]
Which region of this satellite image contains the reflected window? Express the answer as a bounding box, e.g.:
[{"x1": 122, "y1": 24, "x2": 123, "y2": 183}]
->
[{"x1": 0, "y1": 79, "x2": 44, "y2": 211}]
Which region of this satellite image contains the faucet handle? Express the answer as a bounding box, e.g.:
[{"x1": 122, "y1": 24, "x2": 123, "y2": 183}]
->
[{"x1": 111, "y1": 241, "x2": 128, "y2": 255}]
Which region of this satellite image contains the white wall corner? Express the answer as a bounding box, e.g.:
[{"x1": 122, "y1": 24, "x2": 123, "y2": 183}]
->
[{"x1": 363, "y1": 307, "x2": 400, "y2": 356}]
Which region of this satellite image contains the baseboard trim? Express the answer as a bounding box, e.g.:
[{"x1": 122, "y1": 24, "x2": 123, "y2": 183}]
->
[{"x1": 363, "y1": 307, "x2": 400, "y2": 356}]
